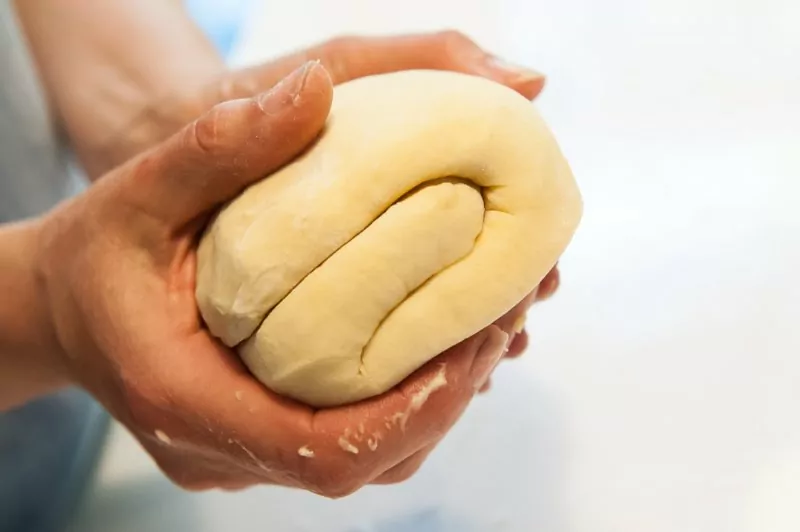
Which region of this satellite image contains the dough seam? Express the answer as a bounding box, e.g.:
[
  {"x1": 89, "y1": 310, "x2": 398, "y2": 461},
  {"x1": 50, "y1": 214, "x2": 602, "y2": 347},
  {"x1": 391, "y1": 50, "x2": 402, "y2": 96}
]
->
[
  {"x1": 356, "y1": 184, "x2": 491, "y2": 376},
  {"x1": 233, "y1": 178, "x2": 489, "y2": 353}
]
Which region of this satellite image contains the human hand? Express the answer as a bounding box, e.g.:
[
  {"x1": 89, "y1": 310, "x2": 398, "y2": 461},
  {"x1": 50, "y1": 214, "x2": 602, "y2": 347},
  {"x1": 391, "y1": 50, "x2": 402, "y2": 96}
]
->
[
  {"x1": 92, "y1": 31, "x2": 546, "y2": 178},
  {"x1": 479, "y1": 265, "x2": 560, "y2": 393},
  {"x1": 35, "y1": 62, "x2": 542, "y2": 494}
]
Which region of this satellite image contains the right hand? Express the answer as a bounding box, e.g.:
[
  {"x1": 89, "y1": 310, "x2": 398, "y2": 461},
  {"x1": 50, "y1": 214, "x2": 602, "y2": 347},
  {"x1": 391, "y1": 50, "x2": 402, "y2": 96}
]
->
[{"x1": 34, "y1": 62, "x2": 531, "y2": 495}]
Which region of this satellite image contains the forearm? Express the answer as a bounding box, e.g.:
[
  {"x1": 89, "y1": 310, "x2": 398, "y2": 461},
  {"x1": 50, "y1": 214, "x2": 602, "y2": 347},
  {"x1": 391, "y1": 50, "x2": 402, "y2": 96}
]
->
[
  {"x1": 0, "y1": 220, "x2": 67, "y2": 410},
  {"x1": 13, "y1": 0, "x2": 225, "y2": 178}
]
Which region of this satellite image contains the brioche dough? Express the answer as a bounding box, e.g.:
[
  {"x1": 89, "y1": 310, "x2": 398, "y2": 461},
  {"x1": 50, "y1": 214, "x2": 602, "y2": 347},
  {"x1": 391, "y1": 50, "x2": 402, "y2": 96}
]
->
[{"x1": 195, "y1": 70, "x2": 582, "y2": 407}]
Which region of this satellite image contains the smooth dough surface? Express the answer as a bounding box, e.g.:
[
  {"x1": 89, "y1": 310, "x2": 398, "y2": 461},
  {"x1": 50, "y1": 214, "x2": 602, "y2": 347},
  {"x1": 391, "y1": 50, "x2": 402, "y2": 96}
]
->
[{"x1": 195, "y1": 70, "x2": 582, "y2": 407}]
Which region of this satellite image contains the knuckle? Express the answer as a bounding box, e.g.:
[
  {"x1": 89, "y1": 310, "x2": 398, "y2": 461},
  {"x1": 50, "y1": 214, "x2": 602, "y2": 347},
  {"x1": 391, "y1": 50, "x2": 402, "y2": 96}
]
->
[
  {"x1": 167, "y1": 472, "x2": 215, "y2": 492},
  {"x1": 119, "y1": 376, "x2": 174, "y2": 433},
  {"x1": 315, "y1": 35, "x2": 363, "y2": 81},
  {"x1": 172, "y1": 476, "x2": 209, "y2": 492},
  {"x1": 154, "y1": 458, "x2": 214, "y2": 492},
  {"x1": 320, "y1": 35, "x2": 360, "y2": 55},
  {"x1": 187, "y1": 99, "x2": 257, "y2": 160},
  {"x1": 384, "y1": 463, "x2": 423, "y2": 485},
  {"x1": 315, "y1": 477, "x2": 366, "y2": 499},
  {"x1": 219, "y1": 480, "x2": 255, "y2": 492},
  {"x1": 186, "y1": 103, "x2": 233, "y2": 157},
  {"x1": 188, "y1": 113, "x2": 220, "y2": 156},
  {"x1": 303, "y1": 458, "x2": 371, "y2": 499}
]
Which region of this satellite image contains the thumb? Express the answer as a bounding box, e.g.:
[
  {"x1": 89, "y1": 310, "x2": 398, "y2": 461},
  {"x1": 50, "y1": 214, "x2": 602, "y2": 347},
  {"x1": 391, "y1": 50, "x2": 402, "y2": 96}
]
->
[{"x1": 117, "y1": 61, "x2": 332, "y2": 232}]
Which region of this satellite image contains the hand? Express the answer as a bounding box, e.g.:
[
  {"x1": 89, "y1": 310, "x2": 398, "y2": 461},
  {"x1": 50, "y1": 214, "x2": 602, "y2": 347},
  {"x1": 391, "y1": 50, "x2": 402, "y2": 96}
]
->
[
  {"x1": 477, "y1": 265, "x2": 560, "y2": 393},
  {"x1": 35, "y1": 62, "x2": 539, "y2": 495},
  {"x1": 92, "y1": 31, "x2": 546, "y2": 178}
]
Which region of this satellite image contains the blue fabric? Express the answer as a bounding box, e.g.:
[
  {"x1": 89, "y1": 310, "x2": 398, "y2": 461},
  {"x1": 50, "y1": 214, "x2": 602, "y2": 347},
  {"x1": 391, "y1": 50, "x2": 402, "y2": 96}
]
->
[
  {"x1": 185, "y1": 0, "x2": 252, "y2": 57},
  {"x1": 0, "y1": 390, "x2": 109, "y2": 532}
]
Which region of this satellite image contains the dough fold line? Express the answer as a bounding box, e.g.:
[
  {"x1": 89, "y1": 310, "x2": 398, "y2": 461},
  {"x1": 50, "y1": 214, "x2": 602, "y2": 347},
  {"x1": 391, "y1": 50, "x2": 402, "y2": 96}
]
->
[{"x1": 235, "y1": 176, "x2": 487, "y2": 356}]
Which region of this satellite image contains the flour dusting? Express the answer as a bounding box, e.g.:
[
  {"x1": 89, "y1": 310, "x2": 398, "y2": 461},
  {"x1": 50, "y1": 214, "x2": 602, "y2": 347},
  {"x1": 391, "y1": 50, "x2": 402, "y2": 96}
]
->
[
  {"x1": 154, "y1": 430, "x2": 172, "y2": 445},
  {"x1": 338, "y1": 435, "x2": 359, "y2": 455},
  {"x1": 297, "y1": 445, "x2": 315, "y2": 458}
]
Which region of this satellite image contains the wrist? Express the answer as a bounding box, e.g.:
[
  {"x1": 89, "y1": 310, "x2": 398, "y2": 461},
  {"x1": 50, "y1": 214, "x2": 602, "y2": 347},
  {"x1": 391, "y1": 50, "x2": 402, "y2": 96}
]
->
[{"x1": 0, "y1": 219, "x2": 70, "y2": 410}]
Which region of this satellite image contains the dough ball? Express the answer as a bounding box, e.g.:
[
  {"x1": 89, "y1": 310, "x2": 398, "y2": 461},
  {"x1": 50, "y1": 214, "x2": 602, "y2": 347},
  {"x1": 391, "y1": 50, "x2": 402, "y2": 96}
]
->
[{"x1": 195, "y1": 70, "x2": 582, "y2": 407}]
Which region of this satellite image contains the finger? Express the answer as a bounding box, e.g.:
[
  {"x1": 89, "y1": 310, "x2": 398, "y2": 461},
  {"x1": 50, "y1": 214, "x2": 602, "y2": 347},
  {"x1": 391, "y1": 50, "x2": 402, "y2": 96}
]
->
[
  {"x1": 222, "y1": 31, "x2": 545, "y2": 102},
  {"x1": 505, "y1": 329, "x2": 530, "y2": 359},
  {"x1": 142, "y1": 334, "x2": 314, "y2": 480},
  {"x1": 216, "y1": 479, "x2": 261, "y2": 492},
  {"x1": 370, "y1": 443, "x2": 437, "y2": 485},
  {"x1": 494, "y1": 290, "x2": 537, "y2": 337},
  {"x1": 491, "y1": 291, "x2": 536, "y2": 362},
  {"x1": 140, "y1": 439, "x2": 263, "y2": 491},
  {"x1": 536, "y1": 265, "x2": 560, "y2": 301},
  {"x1": 114, "y1": 61, "x2": 333, "y2": 233},
  {"x1": 474, "y1": 293, "x2": 536, "y2": 395},
  {"x1": 479, "y1": 329, "x2": 528, "y2": 392},
  {"x1": 307, "y1": 325, "x2": 510, "y2": 483},
  {"x1": 155, "y1": 327, "x2": 507, "y2": 496},
  {"x1": 493, "y1": 266, "x2": 559, "y2": 363}
]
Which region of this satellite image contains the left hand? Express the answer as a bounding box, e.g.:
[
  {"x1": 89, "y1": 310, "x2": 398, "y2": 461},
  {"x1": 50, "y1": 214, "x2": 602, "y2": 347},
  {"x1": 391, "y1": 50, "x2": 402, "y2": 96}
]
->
[{"x1": 91, "y1": 30, "x2": 546, "y2": 177}]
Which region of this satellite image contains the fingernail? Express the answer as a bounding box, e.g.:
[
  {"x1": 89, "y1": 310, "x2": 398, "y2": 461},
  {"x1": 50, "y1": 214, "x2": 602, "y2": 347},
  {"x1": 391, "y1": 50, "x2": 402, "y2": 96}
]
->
[
  {"x1": 259, "y1": 60, "x2": 319, "y2": 107},
  {"x1": 472, "y1": 328, "x2": 509, "y2": 391},
  {"x1": 486, "y1": 56, "x2": 545, "y2": 83}
]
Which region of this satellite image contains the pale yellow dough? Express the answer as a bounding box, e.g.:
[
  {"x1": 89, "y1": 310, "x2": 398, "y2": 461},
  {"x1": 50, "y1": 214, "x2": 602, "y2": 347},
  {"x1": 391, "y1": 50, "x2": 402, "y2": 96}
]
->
[{"x1": 195, "y1": 70, "x2": 582, "y2": 407}]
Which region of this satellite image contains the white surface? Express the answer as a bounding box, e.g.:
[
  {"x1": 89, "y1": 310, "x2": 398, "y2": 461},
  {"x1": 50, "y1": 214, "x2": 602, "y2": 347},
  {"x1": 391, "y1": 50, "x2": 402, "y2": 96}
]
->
[{"x1": 74, "y1": 1, "x2": 800, "y2": 531}]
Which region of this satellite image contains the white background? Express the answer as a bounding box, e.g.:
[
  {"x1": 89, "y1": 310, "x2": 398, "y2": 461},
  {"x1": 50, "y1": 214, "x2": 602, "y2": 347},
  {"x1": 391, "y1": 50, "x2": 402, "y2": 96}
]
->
[{"x1": 74, "y1": 0, "x2": 800, "y2": 531}]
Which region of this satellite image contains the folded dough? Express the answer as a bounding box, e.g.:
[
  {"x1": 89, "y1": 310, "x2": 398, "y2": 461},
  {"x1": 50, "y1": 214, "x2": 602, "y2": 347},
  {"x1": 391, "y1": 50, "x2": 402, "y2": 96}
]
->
[{"x1": 195, "y1": 70, "x2": 582, "y2": 407}]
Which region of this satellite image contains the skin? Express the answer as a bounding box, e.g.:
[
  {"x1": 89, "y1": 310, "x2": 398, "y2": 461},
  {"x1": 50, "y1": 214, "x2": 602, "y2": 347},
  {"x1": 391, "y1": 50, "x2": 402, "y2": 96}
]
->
[{"x1": 6, "y1": 2, "x2": 561, "y2": 495}]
